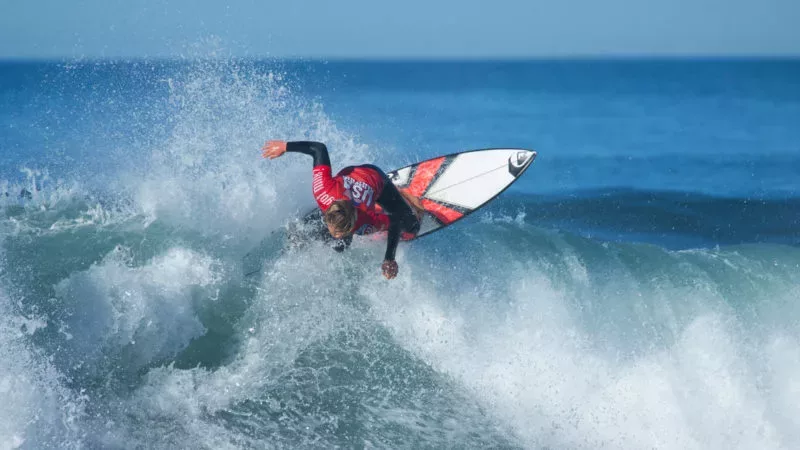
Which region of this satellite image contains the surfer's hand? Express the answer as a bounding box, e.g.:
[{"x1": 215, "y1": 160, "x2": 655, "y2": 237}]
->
[
  {"x1": 262, "y1": 140, "x2": 287, "y2": 159},
  {"x1": 381, "y1": 260, "x2": 398, "y2": 279}
]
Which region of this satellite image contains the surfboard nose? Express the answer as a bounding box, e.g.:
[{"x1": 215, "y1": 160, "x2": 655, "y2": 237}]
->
[{"x1": 508, "y1": 150, "x2": 536, "y2": 177}]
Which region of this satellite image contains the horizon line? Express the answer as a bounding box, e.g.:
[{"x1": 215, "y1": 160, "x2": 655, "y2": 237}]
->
[{"x1": 1, "y1": 54, "x2": 800, "y2": 64}]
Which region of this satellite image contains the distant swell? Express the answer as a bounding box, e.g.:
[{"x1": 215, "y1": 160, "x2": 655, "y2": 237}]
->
[{"x1": 504, "y1": 188, "x2": 800, "y2": 248}]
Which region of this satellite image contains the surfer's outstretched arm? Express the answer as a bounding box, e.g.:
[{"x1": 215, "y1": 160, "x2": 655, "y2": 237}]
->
[
  {"x1": 286, "y1": 141, "x2": 330, "y2": 167},
  {"x1": 262, "y1": 140, "x2": 330, "y2": 167},
  {"x1": 263, "y1": 140, "x2": 338, "y2": 209}
]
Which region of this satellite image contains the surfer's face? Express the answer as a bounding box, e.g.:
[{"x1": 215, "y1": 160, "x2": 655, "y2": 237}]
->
[{"x1": 326, "y1": 222, "x2": 346, "y2": 239}]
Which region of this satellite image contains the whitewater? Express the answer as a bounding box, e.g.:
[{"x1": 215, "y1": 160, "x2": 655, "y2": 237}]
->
[{"x1": 1, "y1": 59, "x2": 799, "y2": 449}]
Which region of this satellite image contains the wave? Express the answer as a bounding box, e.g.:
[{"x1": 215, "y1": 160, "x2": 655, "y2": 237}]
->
[
  {"x1": 3, "y1": 186, "x2": 799, "y2": 448},
  {"x1": 0, "y1": 254, "x2": 86, "y2": 449},
  {"x1": 371, "y1": 219, "x2": 800, "y2": 449}
]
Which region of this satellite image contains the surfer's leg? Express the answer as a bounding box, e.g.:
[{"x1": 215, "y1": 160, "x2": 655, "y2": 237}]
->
[{"x1": 364, "y1": 165, "x2": 421, "y2": 236}]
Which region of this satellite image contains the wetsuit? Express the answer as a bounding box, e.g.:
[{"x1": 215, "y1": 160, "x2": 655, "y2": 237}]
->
[{"x1": 286, "y1": 141, "x2": 420, "y2": 261}]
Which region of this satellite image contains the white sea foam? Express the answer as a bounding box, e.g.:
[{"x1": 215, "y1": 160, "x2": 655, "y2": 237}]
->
[
  {"x1": 53, "y1": 246, "x2": 222, "y2": 374},
  {"x1": 0, "y1": 254, "x2": 86, "y2": 449},
  {"x1": 91, "y1": 245, "x2": 364, "y2": 448},
  {"x1": 127, "y1": 60, "x2": 372, "y2": 247},
  {"x1": 367, "y1": 240, "x2": 800, "y2": 449}
]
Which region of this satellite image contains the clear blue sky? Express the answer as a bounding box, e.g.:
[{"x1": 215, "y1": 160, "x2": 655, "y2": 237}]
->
[{"x1": 1, "y1": 0, "x2": 799, "y2": 59}]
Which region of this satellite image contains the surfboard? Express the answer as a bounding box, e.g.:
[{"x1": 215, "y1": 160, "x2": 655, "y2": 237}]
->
[{"x1": 389, "y1": 148, "x2": 537, "y2": 239}]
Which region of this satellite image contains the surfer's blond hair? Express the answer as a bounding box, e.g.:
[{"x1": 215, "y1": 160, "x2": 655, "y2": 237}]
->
[{"x1": 324, "y1": 200, "x2": 356, "y2": 235}]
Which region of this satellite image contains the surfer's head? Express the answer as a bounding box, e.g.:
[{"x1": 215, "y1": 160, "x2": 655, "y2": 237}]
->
[{"x1": 324, "y1": 200, "x2": 356, "y2": 239}]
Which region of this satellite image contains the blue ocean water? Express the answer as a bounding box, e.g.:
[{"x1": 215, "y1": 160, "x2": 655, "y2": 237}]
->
[{"x1": 1, "y1": 59, "x2": 799, "y2": 449}]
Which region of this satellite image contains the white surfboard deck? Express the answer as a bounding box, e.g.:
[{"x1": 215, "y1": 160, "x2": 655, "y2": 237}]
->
[{"x1": 388, "y1": 148, "x2": 537, "y2": 238}]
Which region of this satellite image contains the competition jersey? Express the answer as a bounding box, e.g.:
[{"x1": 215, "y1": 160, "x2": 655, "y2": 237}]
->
[{"x1": 312, "y1": 165, "x2": 391, "y2": 235}]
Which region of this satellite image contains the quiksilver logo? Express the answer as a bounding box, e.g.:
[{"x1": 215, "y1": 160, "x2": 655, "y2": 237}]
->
[{"x1": 508, "y1": 151, "x2": 531, "y2": 176}]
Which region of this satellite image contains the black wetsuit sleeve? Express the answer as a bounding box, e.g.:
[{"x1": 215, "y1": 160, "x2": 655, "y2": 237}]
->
[
  {"x1": 286, "y1": 141, "x2": 330, "y2": 167},
  {"x1": 375, "y1": 175, "x2": 412, "y2": 262},
  {"x1": 384, "y1": 219, "x2": 401, "y2": 261}
]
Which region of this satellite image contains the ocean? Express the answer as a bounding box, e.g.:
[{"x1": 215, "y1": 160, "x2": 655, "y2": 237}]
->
[{"x1": 1, "y1": 58, "x2": 799, "y2": 449}]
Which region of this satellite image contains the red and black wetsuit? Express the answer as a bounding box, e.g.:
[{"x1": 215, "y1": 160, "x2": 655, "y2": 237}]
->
[{"x1": 287, "y1": 141, "x2": 420, "y2": 261}]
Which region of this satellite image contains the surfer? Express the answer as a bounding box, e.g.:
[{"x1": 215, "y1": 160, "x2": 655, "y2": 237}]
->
[{"x1": 262, "y1": 140, "x2": 423, "y2": 280}]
